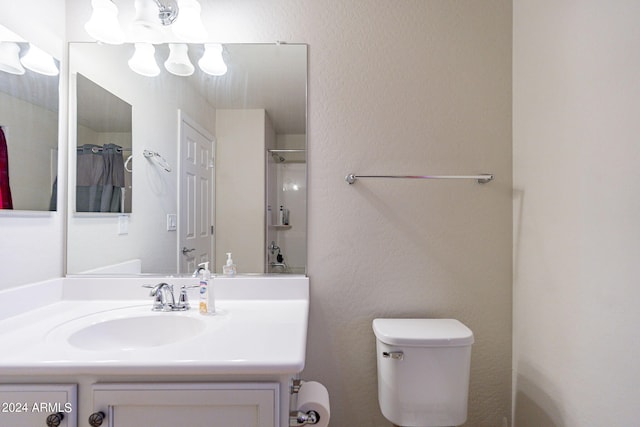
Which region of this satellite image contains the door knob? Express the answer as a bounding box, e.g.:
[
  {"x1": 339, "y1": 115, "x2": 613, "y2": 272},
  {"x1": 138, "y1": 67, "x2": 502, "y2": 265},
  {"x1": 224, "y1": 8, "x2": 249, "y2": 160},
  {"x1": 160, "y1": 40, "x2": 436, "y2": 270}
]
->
[
  {"x1": 182, "y1": 247, "x2": 195, "y2": 255},
  {"x1": 46, "y1": 412, "x2": 64, "y2": 427},
  {"x1": 88, "y1": 411, "x2": 105, "y2": 427}
]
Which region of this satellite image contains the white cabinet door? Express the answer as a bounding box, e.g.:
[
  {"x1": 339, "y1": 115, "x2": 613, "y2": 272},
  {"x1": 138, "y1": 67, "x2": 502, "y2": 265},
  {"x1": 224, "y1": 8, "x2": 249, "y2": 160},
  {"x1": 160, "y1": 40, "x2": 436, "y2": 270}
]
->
[
  {"x1": 91, "y1": 383, "x2": 278, "y2": 427},
  {"x1": 0, "y1": 384, "x2": 77, "y2": 427}
]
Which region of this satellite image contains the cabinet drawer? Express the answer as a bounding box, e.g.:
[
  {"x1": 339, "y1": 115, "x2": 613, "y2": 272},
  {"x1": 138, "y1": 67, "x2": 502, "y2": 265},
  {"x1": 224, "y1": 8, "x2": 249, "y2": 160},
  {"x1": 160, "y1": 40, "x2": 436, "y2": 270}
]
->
[{"x1": 0, "y1": 384, "x2": 77, "y2": 427}]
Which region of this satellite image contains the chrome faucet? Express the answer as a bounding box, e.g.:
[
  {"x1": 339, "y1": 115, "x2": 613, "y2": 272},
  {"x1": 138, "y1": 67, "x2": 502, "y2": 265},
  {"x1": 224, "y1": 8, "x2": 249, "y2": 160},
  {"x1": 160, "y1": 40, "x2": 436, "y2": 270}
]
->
[
  {"x1": 148, "y1": 282, "x2": 176, "y2": 311},
  {"x1": 268, "y1": 241, "x2": 280, "y2": 254},
  {"x1": 143, "y1": 283, "x2": 198, "y2": 311}
]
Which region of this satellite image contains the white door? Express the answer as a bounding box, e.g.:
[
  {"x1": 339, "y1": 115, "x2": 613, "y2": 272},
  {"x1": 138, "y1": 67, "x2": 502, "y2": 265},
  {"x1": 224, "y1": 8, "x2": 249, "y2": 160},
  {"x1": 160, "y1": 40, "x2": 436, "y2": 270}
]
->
[{"x1": 179, "y1": 113, "x2": 215, "y2": 274}]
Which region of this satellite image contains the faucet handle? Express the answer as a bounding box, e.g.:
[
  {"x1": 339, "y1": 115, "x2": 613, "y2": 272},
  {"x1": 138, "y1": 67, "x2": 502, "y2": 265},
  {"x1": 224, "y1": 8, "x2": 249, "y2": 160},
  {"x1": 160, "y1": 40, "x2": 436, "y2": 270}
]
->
[
  {"x1": 143, "y1": 282, "x2": 173, "y2": 296},
  {"x1": 174, "y1": 285, "x2": 199, "y2": 311},
  {"x1": 142, "y1": 284, "x2": 155, "y2": 294},
  {"x1": 143, "y1": 283, "x2": 175, "y2": 311}
]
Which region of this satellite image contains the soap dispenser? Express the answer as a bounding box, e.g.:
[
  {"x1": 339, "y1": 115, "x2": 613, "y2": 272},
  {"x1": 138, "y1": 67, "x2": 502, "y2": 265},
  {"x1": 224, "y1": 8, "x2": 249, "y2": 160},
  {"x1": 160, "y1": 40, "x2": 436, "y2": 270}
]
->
[
  {"x1": 223, "y1": 252, "x2": 237, "y2": 276},
  {"x1": 198, "y1": 261, "x2": 215, "y2": 314}
]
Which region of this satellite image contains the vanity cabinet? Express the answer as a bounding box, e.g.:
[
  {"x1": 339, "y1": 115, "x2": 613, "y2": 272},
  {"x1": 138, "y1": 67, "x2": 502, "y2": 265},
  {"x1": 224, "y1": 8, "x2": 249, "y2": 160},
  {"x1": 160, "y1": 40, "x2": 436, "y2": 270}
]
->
[
  {"x1": 0, "y1": 384, "x2": 77, "y2": 427},
  {"x1": 90, "y1": 382, "x2": 279, "y2": 427},
  {"x1": 0, "y1": 276, "x2": 309, "y2": 427},
  {"x1": 1, "y1": 382, "x2": 281, "y2": 427}
]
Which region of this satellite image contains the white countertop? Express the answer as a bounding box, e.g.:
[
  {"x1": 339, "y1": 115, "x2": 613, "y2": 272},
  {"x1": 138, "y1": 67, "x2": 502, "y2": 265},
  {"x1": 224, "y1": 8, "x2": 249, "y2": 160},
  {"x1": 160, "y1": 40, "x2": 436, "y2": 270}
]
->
[{"x1": 0, "y1": 276, "x2": 309, "y2": 376}]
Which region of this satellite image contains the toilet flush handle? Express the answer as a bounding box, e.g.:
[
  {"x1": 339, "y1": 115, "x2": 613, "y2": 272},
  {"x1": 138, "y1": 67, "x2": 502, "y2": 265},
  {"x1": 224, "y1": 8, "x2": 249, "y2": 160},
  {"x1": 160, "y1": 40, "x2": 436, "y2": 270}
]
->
[{"x1": 382, "y1": 351, "x2": 404, "y2": 360}]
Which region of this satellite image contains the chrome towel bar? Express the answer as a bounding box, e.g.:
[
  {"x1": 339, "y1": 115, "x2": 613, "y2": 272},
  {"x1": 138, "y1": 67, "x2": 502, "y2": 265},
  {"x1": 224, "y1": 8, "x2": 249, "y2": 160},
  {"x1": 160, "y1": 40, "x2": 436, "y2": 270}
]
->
[{"x1": 345, "y1": 173, "x2": 494, "y2": 184}]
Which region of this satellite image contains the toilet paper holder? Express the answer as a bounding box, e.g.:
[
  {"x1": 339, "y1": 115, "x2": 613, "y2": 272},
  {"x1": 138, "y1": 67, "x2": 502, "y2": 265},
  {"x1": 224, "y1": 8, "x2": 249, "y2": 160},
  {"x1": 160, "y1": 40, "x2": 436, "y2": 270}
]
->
[
  {"x1": 290, "y1": 379, "x2": 321, "y2": 426},
  {"x1": 290, "y1": 409, "x2": 320, "y2": 426}
]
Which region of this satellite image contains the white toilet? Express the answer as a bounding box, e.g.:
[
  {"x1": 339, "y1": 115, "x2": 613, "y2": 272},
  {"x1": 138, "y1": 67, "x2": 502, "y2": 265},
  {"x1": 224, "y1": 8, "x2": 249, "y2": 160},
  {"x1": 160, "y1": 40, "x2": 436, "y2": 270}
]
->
[{"x1": 373, "y1": 318, "x2": 474, "y2": 427}]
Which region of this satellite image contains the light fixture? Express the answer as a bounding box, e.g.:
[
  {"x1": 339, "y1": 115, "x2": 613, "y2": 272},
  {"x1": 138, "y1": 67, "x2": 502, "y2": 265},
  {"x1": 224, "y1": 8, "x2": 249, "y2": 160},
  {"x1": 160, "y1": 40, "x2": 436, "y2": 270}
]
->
[
  {"x1": 85, "y1": 0, "x2": 125, "y2": 45},
  {"x1": 0, "y1": 42, "x2": 25, "y2": 75},
  {"x1": 128, "y1": 43, "x2": 160, "y2": 76},
  {"x1": 131, "y1": 0, "x2": 169, "y2": 44},
  {"x1": 83, "y1": 0, "x2": 218, "y2": 78},
  {"x1": 20, "y1": 43, "x2": 59, "y2": 76},
  {"x1": 86, "y1": 0, "x2": 206, "y2": 44},
  {"x1": 198, "y1": 44, "x2": 227, "y2": 76},
  {"x1": 171, "y1": 0, "x2": 207, "y2": 42},
  {"x1": 164, "y1": 43, "x2": 194, "y2": 76}
]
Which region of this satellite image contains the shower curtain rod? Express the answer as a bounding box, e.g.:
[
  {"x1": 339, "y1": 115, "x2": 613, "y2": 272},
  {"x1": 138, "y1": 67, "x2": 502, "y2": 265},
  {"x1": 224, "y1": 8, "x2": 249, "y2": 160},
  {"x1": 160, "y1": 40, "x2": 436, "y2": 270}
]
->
[
  {"x1": 345, "y1": 173, "x2": 494, "y2": 184},
  {"x1": 267, "y1": 149, "x2": 306, "y2": 153},
  {"x1": 76, "y1": 146, "x2": 132, "y2": 153}
]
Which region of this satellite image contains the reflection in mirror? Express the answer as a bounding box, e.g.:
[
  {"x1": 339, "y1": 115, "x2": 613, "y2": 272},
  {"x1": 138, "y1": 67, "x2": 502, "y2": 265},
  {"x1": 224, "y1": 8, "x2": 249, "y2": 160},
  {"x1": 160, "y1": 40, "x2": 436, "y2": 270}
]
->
[
  {"x1": 0, "y1": 24, "x2": 59, "y2": 211},
  {"x1": 75, "y1": 74, "x2": 132, "y2": 213},
  {"x1": 67, "y1": 42, "x2": 306, "y2": 276}
]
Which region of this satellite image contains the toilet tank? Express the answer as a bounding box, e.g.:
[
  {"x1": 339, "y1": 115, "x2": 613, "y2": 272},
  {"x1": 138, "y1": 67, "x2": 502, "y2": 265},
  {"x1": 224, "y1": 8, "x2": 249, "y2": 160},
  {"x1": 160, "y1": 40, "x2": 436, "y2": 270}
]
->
[{"x1": 373, "y1": 318, "x2": 474, "y2": 427}]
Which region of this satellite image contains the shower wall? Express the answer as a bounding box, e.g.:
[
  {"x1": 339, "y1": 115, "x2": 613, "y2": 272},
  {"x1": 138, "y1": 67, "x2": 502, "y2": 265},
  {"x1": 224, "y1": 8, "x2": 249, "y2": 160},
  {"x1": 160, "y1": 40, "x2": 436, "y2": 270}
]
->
[
  {"x1": 266, "y1": 134, "x2": 306, "y2": 274},
  {"x1": 274, "y1": 162, "x2": 306, "y2": 273}
]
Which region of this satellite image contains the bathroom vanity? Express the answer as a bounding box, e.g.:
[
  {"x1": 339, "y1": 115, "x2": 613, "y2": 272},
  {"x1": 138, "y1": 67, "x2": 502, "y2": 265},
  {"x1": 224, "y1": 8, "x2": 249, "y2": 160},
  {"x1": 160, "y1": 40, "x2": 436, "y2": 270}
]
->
[{"x1": 0, "y1": 275, "x2": 309, "y2": 427}]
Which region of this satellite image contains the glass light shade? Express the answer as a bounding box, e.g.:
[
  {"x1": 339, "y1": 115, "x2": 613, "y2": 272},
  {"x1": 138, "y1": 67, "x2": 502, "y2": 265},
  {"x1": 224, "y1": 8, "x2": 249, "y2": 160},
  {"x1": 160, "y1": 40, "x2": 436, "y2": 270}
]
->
[
  {"x1": 164, "y1": 43, "x2": 194, "y2": 76},
  {"x1": 128, "y1": 43, "x2": 160, "y2": 77},
  {"x1": 171, "y1": 0, "x2": 207, "y2": 43},
  {"x1": 198, "y1": 43, "x2": 227, "y2": 76},
  {"x1": 131, "y1": 0, "x2": 166, "y2": 44},
  {"x1": 0, "y1": 42, "x2": 25, "y2": 75},
  {"x1": 20, "y1": 44, "x2": 59, "y2": 76},
  {"x1": 84, "y1": 0, "x2": 125, "y2": 45}
]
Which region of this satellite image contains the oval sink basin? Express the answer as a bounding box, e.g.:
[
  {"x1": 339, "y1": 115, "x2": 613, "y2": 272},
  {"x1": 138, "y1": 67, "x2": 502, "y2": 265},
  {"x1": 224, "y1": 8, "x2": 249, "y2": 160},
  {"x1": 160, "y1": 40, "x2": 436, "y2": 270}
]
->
[{"x1": 66, "y1": 315, "x2": 206, "y2": 351}]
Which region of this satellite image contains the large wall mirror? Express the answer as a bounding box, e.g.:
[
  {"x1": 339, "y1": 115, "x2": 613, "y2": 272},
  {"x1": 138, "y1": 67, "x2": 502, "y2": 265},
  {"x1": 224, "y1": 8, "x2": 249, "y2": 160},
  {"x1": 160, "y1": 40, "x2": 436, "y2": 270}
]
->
[
  {"x1": 0, "y1": 24, "x2": 60, "y2": 212},
  {"x1": 67, "y1": 42, "x2": 307, "y2": 276}
]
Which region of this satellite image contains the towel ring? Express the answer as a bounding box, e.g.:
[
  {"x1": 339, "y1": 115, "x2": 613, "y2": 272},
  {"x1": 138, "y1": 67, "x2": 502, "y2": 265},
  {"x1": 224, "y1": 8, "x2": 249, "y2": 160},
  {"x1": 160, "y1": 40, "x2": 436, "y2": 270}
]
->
[{"x1": 143, "y1": 150, "x2": 171, "y2": 172}]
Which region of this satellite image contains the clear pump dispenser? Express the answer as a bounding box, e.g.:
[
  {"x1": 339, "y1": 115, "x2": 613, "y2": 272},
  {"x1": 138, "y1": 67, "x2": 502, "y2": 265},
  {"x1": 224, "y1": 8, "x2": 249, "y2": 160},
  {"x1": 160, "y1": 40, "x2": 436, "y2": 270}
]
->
[{"x1": 223, "y1": 252, "x2": 237, "y2": 276}]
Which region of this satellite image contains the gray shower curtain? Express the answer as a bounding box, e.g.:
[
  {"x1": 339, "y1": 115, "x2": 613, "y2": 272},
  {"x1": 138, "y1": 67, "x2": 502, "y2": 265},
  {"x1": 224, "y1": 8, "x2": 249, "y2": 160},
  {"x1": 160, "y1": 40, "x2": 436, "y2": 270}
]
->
[{"x1": 76, "y1": 143, "x2": 125, "y2": 212}]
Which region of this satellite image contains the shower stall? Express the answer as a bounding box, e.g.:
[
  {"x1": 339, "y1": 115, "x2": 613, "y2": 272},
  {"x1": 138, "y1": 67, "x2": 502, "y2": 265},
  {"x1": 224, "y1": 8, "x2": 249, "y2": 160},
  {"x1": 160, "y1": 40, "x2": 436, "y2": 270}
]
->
[{"x1": 266, "y1": 148, "x2": 306, "y2": 274}]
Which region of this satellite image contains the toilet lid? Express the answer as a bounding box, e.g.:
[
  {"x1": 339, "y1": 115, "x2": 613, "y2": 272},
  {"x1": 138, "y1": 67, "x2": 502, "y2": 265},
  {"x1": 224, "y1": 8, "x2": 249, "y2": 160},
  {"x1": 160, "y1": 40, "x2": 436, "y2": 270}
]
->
[{"x1": 373, "y1": 318, "x2": 474, "y2": 347}]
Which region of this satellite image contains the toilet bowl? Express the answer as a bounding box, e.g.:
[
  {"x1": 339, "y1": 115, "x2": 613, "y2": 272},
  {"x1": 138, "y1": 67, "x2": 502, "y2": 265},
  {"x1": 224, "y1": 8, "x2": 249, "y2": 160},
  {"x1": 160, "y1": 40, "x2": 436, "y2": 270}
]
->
[{"x1": 373, "y1": 318, "x2": 474, "y2": 427}]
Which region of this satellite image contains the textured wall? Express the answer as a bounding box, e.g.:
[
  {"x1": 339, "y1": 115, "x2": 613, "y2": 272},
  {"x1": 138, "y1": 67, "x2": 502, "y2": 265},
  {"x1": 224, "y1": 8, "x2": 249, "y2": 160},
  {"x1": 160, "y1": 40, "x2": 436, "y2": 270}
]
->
[
  {"x1": 513, "y1": 1, "x2": 640, "y2": 425},
  {"x1": 66, "y1": 1, "x2": 513, "y2": 425}
]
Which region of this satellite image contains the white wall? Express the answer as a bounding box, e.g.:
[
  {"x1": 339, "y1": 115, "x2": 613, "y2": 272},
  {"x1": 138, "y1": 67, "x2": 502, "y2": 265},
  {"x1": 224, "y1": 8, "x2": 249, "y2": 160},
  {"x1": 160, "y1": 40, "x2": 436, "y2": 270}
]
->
[
  {"x1": 0, "y1": 92, "x2": 58, "y2": 210},
  {"x1": 5, "y1": 1, "x2": 513, "y2": 425},
  {"x1": 513, "y1": 1, "x2": 640, "y2": 425},
  {"x1": 215, "y1": 109, "x2": 267, "y2": 273},
  {"x1": 0, "y1": 0, "x2": 65, "y2": 290}
]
